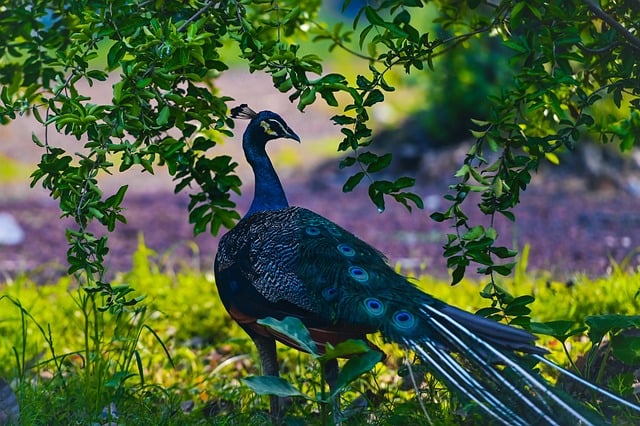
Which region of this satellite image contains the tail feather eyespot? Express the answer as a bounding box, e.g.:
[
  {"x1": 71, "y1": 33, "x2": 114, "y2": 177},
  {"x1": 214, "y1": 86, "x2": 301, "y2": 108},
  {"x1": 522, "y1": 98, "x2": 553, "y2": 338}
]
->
[
  {"x1": 322, "y1": 287, "x2": 339, "y2": 301},
  {"x1": 392, "y1": 310, "x2": 416, "y2": 331},
  {"x1": 363, "y1": 297, "x2": 386, "y2": 317},
  {"x1": 337, "y1": 243, "x2": 356, "y2": 257},
  {"x1": 349, "y1": 266, "x2": 369, "y2": 283},
  {"x1": 305, "y1": 226, "x2": 321, "y2": 236}
]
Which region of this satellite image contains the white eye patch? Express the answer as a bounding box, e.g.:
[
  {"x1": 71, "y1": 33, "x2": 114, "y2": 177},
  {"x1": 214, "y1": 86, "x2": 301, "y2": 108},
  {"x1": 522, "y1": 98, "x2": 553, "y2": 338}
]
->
[{"x1": 260, "y1": 119, "x2": 287, "y2": 136}]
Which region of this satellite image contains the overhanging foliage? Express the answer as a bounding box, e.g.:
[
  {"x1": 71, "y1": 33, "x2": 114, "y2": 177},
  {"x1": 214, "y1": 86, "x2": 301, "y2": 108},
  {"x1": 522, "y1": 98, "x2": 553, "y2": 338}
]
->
[{"x1": 0, "y1": 0, "x2": 638, "y2": 311}]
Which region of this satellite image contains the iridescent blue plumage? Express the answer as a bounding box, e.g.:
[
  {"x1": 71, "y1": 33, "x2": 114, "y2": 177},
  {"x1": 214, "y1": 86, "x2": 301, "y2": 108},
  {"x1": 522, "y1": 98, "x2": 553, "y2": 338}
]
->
[
  {"x1": 232, "y1": 104, "x2": 300, "y2": 217},
  {"x1": 214, "y1": 104, "x2": 640, "y2": 424}
]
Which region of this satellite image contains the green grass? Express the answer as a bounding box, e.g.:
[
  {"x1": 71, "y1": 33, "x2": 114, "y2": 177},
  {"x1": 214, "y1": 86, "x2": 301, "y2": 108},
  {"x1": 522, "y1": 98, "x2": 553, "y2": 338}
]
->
[{"x1": 0, "y1": 238, "x2": 639, "y2": 425}]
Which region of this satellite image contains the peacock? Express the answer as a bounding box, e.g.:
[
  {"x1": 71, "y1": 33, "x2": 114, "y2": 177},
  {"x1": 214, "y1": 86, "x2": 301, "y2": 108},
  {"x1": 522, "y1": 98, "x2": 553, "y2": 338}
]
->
[{"x1": 214, "y1": 104, "x2": 640, "y2": 425}]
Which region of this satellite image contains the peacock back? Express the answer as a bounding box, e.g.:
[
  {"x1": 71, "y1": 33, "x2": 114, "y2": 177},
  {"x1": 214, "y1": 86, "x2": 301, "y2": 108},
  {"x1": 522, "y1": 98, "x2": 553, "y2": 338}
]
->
[{"x1": 215, "y1": 206, "x2": 445, "y2": 340}]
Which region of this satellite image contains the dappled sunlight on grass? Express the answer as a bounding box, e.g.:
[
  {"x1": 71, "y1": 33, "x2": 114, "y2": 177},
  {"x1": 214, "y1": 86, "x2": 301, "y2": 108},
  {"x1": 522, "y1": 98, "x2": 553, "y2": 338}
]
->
[{"x1": 0, "y1": 239, "x2": 638, "y2": 424}]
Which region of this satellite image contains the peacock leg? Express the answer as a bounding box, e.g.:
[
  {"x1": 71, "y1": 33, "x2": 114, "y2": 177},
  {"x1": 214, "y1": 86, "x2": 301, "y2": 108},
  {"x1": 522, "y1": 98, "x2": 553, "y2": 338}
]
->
[{"x1": 250, "y1": 332, "x2": 282, "y2": 422}]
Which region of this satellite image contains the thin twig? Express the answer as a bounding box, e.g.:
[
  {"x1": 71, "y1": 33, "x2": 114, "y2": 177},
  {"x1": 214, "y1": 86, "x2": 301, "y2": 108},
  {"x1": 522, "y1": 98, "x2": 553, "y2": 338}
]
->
[
  {"x1": 576, "y1": 41, "x2": 621, "y2": 54},
  {"x1": 431, "y1": 23, "x2": 495, "y2": 59},
  {"x1": 405, "y1": 358, "x2": 431, "y2": 424},
  {"x1": 307, "y1": 21, "x2": 382, "y2": 62},
  {"x1": 273, "y1": 0, "x2": 281, "y2": 42},
  {"x1": 233, "y1": 0, "x2": 245, "y2": 31},
  {"x1": 177, "y1": 0, "x2": 218, "y2": 32}
]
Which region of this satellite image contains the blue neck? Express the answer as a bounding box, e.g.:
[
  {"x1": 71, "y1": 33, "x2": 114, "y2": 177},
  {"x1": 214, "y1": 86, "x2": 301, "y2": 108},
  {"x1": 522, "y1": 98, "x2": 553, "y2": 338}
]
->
[{"x1": 245, "y1": 145, "x2": 289, "y2": 218}]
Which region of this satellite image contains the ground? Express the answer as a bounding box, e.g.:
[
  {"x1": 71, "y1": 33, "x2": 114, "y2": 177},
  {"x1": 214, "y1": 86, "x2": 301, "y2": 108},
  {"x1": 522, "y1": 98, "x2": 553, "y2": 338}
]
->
[{"x1": 1, "y1": 72, "x2": 640, "y2": 284}]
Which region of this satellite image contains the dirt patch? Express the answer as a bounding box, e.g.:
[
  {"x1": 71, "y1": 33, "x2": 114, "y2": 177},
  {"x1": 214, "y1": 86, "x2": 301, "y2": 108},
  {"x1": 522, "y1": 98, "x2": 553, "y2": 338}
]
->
[
  {"x1": 1, "y1": 71, "x2": 639, "y2": 283},
  {"x1": 1, "y1": 167, "x2": 639, "y2": 284}
]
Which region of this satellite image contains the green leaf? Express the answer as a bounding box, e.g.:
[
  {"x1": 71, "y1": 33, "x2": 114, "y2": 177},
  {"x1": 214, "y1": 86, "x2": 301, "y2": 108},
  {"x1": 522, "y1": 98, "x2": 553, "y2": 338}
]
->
[
  {"x1": 476, "y1": 307, "x2": 502, "y2": 318},
  {"x1": 318, "y1": 339, "x2": 371, "y2": 363},
  {"x1": 368, "y1": 184, "x2": 385, "y2": 212},
  {"x1": 451, "y1": 264, "x2": 466, "y2": 285},
  {"x1": 504, "y1": 302, "x2": 530, "y2": 317},
  {"x1": 366, "y1": 153, "x2": 392, "y2": 173},
  {"x1": 242, "y1": 376, "x2": 309, "y2": 398},
  {"x1": 398, "y1": 192, "x2": 424, "y2": 210},
  {"x1": 356, "y1": 74, "x2": 371, "y2": 90},
  {"x1": 611, "y1": 334, "x2": 640, "y2": 365},
  {"x1": 363, "y1": 6, "x2": 408, "y2": 38},
  {"x1": 586, "y1": 315, "x2": 640, "y2": 345},
  {"x1": 332, "y1": 350, "x2": 382, "y2": 396},
  {"x1": 392, "y1": 176, "x2": 415, "y2": 189},
  {"x1": 430, "y1": 211, "x2": 447, "y2": 222},
  {"x1": 298, "y1": 88, "x2": 317, "y2": 111},
  {"x1": 316, "y1": 73, "x2": 347, "y2": 84},
  {"x1": 461, "y1": 225, "x2": 484, "y2": 241},
  {"x1": 332, "y1": 115, "x2": 356, "y2": 125},
  {"x1": 529, "y1": 321, "x2": 585, "y2": 342},
  {"x1": 258, "y1": 317, "x2": 319, "y2": 355},
  {"x1": 358, "y1": 24, "x2": 374, "y2": 50},
  {"x1": 107, "y1": 42, "x2": 125, "y2": 70},
  {"x1": 136, "y1": 77, "x2": 153, "y2": 89},
  {"x1": 509, "y1": 295, "x2": 534, "y2": 307},
  {"x1": 503, "y1": 38, "x2": 529, "y2": 54},
  {"x1": 31, "y1": 132, "x2": 44, "y2": 147},
  {"x1": 499, "y1": 210, "x2": 516, "y2": 221},
  {"x1": 491, "y1": 246, "x2": 518, "y2": 259},
  {"x1": 156, "y1": 105, "x2": 170, "y2": 125},
  {"x1": 86, "y1": 69, "x2": 108, "y2": 82},
  {"x1": 511, "y1": 2, "x2": 527, "y2": 22},
  {"x1": 363, "y1": 89, "x2": 384, "y2": 107},
  {"x1": 363, "y1": 7, "x2": 386, "y2": 27},
  {"x1": 492, "y1": 263, "x2": 515, "y2": 276},
  {"x1": 343, "y1": 172, "x2": 365, "y2": 192},
  {"x1": 105, "y1": 185, "x2": 128, "y2": 207},
  {"x1": 621, "y1": 133, "x2": 635, "y2": 151},
  {"x1": 320, "y1": 89, "x2": 338, "y2": 107}
]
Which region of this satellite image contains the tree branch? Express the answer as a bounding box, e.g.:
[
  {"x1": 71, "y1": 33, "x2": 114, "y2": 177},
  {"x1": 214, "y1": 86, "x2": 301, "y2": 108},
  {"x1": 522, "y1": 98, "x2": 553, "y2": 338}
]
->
[{"x1": 584, "y1": 0, "x2": 640, "y2": 52}]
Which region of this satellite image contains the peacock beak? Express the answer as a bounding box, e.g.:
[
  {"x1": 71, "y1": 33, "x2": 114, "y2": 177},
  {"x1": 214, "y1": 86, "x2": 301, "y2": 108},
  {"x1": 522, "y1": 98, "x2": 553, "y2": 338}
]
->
[
  {"x1": 285, "y1": 131, "x2": 300, "y2": 143},
  {"x1": 286, "y1": 129, "x2": 301, "y2": 142}
]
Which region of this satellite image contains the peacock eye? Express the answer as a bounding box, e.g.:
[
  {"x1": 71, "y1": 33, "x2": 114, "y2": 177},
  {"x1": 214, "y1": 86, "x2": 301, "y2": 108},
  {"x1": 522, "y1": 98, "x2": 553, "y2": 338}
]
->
[
  {"x1": 325, "y1": 226, "x2": 341, "y2": 237},
  {"x1": 322, "y1": 287, "x2": 339, "y2": 301},
  {"x1": 392, "y1": 310, "x2": 416, "y2": 330},
  {"x1": 260, "y1": 120, "x2": 278, "y2": 136},
  {"x1": 348, "y1": 266, "x2": 369, "y2": 283},
  {"x1": 363, "y1": 297, "x2": 385, "y2": 317},
  {"x1": 305, "y1": 226, "x2": 321, "y2": 236},
  {"x1": 337, "y1": 243, "x2": 356, "y2": 257}
]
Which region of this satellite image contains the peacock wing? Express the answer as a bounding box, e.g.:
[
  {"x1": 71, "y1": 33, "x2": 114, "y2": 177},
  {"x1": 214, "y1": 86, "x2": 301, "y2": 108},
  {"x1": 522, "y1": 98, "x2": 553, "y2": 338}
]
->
[
  {"x1": 222, "y1": 206, "x2": 444, "y2": 330},
  {"x1": 288, "y1": 207, "x2": 427, "y2": 326},
  {"x1": 215, "y1": 206, "x2": 381, "y2": 352},
  {"x1": 215, "y1": 207, "x2": 317, "y2": 318}
]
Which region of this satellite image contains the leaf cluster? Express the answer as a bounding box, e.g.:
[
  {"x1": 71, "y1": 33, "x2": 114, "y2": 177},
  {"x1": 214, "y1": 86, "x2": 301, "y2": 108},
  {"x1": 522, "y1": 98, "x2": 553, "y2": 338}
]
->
[
  {"x1": 1, "y1": 1, "x2": 639, "y2": 317},
  {"x1": 425, "y1": 0, "x2": 640, "y2": 312},
  {"x1": 241, "y1": 316, "x2": 382, "y2": 423}
]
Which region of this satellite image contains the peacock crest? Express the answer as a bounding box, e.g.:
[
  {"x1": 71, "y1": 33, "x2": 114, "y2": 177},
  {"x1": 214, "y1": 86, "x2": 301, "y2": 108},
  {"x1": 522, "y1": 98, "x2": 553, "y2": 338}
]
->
[{"x1": 230, "y1": 103, "x2": 258, "y2": 119}]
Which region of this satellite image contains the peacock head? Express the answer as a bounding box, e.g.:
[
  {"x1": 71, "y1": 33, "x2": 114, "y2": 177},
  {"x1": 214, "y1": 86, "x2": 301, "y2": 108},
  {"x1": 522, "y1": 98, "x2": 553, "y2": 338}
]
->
[{"x1": 231, "y1": 104, "x2": 300, "y2": 150}]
